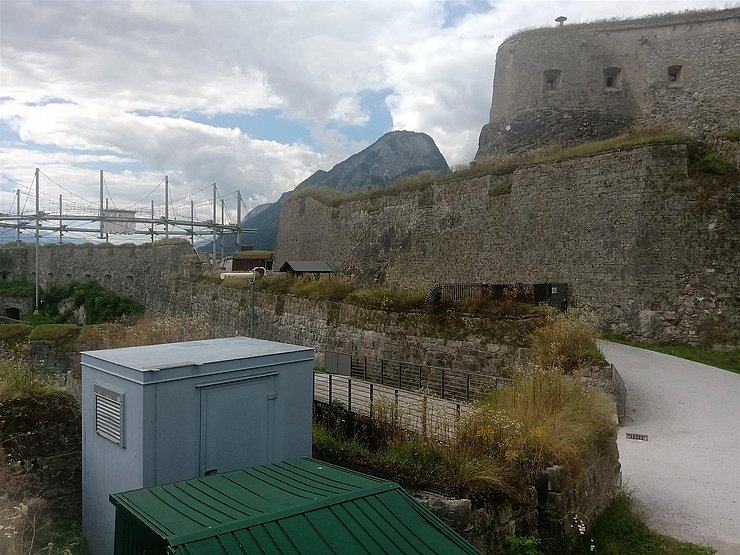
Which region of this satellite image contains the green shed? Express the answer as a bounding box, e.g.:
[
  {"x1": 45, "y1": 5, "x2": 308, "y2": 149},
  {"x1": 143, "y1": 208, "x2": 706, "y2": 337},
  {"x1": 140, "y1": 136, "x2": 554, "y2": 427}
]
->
[{"x1": 110, "y1": 457, "x2": 479, "y2": 555}]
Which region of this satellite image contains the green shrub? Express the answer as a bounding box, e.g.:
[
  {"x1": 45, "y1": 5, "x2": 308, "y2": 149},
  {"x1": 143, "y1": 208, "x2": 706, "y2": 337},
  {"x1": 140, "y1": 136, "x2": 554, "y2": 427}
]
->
[
  {"x1": 507, "y1": 534, "x2": 541, "y2": 555},
  {"x1": 577, "y1": 492, "x2": 714, "y2": 554},
  {"x1": 0, "y1": 359, "x2": 57, "y2": 399},
  {"x1": 0, "y1": 279, "x2": 35, "y2": 298},
  {"x1": 39, "y1": 281, "x2": 143, "y2": 324},
  {"x1": 690, "y1": 153, "x2": 735, "y2": 174},
  {"x1": 345, "y1": 287, "x2": 426, "y2": 312},
  {"x1": 255, "y1": 273, "x2": 293, "y2": 294},
  {"x1": 718, "y1": 128, "x2": 740, "y2": 141},
  {"x1": 0, "y1": 324, "x2": 32, "y2": 342},
  {"x1": 530, "y1": 312, "x2": 604, "y2": 373},
  {"x1": 312, "y1": 422, "x2": 372, "y2": 462},
  {"x1": 28, "y1": 324, "x2": 80, "y2": 343},
  {"x1": 288, "y1": 277, "x2": 354, "y2": 301}
]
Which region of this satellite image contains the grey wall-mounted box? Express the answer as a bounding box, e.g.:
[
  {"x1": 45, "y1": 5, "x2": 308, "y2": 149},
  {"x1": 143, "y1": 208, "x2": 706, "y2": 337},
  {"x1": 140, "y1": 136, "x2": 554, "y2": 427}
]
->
[{"x1": 81, "y1": 337, "x2": 314, "y2": 555}]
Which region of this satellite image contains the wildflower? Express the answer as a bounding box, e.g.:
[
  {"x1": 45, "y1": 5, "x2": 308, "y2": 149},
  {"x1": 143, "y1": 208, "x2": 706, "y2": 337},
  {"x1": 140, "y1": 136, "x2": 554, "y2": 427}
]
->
[
  {"x1": 504, "y1": 449, "x2": 520, "y2": 461},
  {"x1": 476, "y1": 425, "x2": 494, "y2": 440},
  {"x1": 530, "y1": 425, "x2": 545, "y2": 438},
  {"x1": 572, "y1": 513, "x2": 586, "y2": 535}
]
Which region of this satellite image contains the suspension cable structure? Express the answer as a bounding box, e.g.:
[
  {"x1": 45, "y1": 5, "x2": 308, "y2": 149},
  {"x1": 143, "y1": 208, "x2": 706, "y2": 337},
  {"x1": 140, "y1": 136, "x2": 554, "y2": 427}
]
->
[{"x1": 0, "y1": 169, "x2": 258, "y2": 310}]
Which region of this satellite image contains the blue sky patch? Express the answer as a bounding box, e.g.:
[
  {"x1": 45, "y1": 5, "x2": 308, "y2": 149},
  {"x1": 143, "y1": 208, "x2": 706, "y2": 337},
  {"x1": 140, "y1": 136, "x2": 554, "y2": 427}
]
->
[
  {"x1": 442, "y1": 0, "x2": 493, "y2": 28},
  {"x1": 326, "y1": 89, "x2": 393, "y2": 143},
  {"x1": 178, "y1": 109, "x2": 315, "y2": 146}
]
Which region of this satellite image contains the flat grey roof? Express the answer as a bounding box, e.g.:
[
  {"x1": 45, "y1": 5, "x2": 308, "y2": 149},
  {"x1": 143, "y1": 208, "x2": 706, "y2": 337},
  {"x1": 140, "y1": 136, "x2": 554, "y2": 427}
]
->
[{"x1": 82, "y1": 337, "x2": 312, "y2": 372}]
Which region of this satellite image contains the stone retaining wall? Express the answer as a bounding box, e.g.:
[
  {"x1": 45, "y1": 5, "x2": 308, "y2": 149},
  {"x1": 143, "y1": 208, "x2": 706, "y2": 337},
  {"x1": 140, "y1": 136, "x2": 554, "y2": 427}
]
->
[
  {"x1": 416, "y1": 436, "x2": 621, "y2": 553},
  {"x1": 275, "y1": 144, "x2": 739, "y2": 344}
]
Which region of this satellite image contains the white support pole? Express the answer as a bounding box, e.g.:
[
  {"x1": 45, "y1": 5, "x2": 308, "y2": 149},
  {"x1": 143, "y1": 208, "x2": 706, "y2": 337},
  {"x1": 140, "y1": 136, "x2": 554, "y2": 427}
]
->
[
  {"x1": 150, "y1": 200, "x2": 155, "y2": 243},
  {"x1": 220, "y1": 199, "x2": 225, "y2": 262},
  {"x1": 164, "y1": 175, "x2": 169, "y2": 239},
  {"x1": 34, "y1": 168, "x2": 40, "y2": 313},
  {"x1": 99, "y1": 170, "x2": 104, "y2": 239},
  {"x1": 16, "y1": 189, "x2": 20, "y2": 245},
  {"x1": 190, "y1": 200, "x2": 195, "y2": 246},
  {"x1": 59, "y1": 194, "x2": 63, "y2": 245},
  {"x1": 212, "y1": 183, "x2": 217, "y2": 268},
  {"x1": 236, "y1": 190, "x2": 241, "y2": 248}
]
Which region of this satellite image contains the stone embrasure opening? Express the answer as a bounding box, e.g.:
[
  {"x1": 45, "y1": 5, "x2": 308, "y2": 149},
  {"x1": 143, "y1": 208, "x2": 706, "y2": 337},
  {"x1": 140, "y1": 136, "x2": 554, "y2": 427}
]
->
[
  {"x1": 603, "y1": 67, "x2": 622, "y2": 90},
  {"x1": 543, "y1": 69, "x2": 562, "y2": 92},
  {"x1": 668, "y1": 65, "x2": 683, "y2": 87}
]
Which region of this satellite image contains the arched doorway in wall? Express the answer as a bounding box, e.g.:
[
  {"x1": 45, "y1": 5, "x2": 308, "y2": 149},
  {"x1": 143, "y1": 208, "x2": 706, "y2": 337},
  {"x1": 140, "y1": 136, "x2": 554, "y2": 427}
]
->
[{"x1": 4, "y1": 307, "x2": 20, "y2": 320}]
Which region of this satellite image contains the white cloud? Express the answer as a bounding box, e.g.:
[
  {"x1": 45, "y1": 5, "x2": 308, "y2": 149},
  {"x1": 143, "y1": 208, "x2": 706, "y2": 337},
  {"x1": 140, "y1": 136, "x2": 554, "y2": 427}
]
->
[{"x1": 0, "y1": 0, "x2": 734, "y2": 224}]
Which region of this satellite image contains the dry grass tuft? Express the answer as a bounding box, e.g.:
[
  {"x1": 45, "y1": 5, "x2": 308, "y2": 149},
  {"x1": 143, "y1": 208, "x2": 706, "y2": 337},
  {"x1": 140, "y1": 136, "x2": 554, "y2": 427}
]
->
[
  {"x1": 0, "y1": 359, "x2": 58, "y2": 401},
  {"x1": 529, "y1": 312, "x2": 604, "y2": 374},
  {"x1": 77, "y1": 314, "x2": 220, "y2": 350},
  {"x1": 465, "y1": 368, "x2": 615, "y2": 482}
]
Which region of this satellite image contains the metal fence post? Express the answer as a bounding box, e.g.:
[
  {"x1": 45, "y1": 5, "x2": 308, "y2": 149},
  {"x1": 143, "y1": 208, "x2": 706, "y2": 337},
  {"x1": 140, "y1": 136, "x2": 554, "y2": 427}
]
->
[
  {"x1": 328, "y1": 374, "x2": 333, "y2": 406},
  {"x1": 364, "y1": 356, "x2": 368, "y2": 380},
  {"x1": 399, "y1": 362, "x2": 402, "y2": 389},
  {"x1": 369, "y1": 383, "x2": 374, "y2": 419},
  {"x1": 348, "y1": 378, "x2": 352, "y2": 413},
  {"x1": 466, "y1": 373, "x2": 470, "y2": 403}
]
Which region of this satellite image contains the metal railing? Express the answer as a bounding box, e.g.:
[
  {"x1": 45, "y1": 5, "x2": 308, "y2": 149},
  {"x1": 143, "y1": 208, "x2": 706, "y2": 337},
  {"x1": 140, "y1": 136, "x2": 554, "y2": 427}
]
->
[
  {"x1": 326, "y1": 352, "x2": 512, "y2": 404},
  {"x1": 611, "y1": 363, "x2": 627, "y2": 422},
  {"x1": 313, "y1": 373, "x2": 467, "y2": 441}
]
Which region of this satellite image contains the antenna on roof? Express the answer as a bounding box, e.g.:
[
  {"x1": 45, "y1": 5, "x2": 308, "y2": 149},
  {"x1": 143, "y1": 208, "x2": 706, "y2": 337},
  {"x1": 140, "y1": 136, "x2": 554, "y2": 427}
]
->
[{"x1": 556, "y1": 16, "x2": 567, "y2": 27}]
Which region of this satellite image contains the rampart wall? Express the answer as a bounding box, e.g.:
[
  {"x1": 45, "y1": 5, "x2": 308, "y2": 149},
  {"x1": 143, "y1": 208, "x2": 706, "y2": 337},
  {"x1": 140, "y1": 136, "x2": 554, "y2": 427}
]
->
[
  {"x1": 476, "y1": 8, "x2": 740, "y2": 157},
  {"x1": 275, "y1": 144, "x2": 740, "y2": 344},
  {"x1": 0, "y1": 242, "x2": 192, "y2": 309},
  {"x1": 147, "y1": 280, "x2": 530, "y2": 373}
]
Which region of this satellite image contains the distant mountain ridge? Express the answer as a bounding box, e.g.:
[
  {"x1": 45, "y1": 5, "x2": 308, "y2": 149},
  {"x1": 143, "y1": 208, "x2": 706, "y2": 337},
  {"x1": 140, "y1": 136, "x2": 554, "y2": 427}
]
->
[
  {"x1": 207, "y1": 130, "x2": 449, "y2": 254},
  {"x1": 296, "y1": 130, "x2": 449, "y2": 193}
]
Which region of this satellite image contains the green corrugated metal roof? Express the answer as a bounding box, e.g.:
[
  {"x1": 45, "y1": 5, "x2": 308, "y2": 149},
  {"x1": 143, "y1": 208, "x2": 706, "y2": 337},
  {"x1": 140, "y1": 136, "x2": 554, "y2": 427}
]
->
[{"x1": 110, "y1": 457, "x2": 479, "y2": 555}]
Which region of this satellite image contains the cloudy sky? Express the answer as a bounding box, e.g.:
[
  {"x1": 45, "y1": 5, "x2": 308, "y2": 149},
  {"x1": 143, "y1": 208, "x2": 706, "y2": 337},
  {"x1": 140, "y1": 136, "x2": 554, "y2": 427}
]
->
[{"x1": 0, "y1": 0, "x2": 734, "y2": 240}]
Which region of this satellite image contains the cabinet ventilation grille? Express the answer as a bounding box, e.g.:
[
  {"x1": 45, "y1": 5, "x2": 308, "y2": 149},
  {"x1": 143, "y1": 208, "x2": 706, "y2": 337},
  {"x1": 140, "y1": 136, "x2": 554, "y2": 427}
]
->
[{"x1": 94, "y1": 384, "x2": 124, "y2": 446}]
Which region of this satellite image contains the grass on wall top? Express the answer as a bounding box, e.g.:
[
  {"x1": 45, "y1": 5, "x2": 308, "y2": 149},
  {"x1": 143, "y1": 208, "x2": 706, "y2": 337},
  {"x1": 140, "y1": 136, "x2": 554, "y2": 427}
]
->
[
  {"x1": 291, "y1": 129, "x2": 694, "y2": 209},
  {"x1": 503, "y1": 8, "x2": 730, "y2": 43},
  {"x1": 718, "y1": 128, "x2": 740, "y2": 141}
]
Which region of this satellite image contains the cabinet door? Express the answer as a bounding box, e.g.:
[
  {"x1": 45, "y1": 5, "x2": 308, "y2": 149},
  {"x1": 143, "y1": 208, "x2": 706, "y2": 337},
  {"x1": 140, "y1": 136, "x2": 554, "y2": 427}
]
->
[{"x1": 199, "y1": 375, "x2": 277, "y2": 476}]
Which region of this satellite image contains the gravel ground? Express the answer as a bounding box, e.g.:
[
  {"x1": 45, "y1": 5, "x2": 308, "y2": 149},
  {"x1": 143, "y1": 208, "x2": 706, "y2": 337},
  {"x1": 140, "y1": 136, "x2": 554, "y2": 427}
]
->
[{"x1": 600, "y1": 341, "x2": 739, "y2": 550}]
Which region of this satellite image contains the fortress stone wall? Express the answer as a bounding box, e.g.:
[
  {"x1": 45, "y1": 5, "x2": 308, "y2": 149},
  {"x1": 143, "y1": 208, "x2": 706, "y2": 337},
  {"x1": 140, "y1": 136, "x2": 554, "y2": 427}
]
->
[
  {"x1": 477, "y1": 8, "x2": 740, "y2": 158},
  {"x1": 275, "y1": 143, "x2": 740, "y2": 344},
  {"x1": 0, "y1": 242, "x2": 192, "y2": 310}
]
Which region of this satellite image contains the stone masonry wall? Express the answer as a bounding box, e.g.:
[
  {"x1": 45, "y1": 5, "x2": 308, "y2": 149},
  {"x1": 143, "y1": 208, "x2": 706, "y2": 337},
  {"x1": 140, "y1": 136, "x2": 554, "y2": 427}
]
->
[
  {"x1": 0, "y1": 242, "x2": 192, "y2": 313},
  {"x1": 416, "y1": 436, "x2": 621, "y2": 554},
  {"x1": 276, "y1": 144, "x2": 740, "y2": 344},
  {"x1": 148, "y1": 279, "x2": 530, "y2": 374}
]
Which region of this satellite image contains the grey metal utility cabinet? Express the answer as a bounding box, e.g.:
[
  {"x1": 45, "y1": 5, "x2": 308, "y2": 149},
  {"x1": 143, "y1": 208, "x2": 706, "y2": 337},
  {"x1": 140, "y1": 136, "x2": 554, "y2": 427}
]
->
[{"x1": 81, "y1": 337, "x2": 314, "y2": 555}]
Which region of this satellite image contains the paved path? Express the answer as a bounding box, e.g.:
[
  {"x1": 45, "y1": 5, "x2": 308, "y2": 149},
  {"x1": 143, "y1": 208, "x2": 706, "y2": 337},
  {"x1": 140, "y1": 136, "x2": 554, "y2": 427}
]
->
[{"x1": 600, "y1": 341, "x2": 740, "y2": 550}]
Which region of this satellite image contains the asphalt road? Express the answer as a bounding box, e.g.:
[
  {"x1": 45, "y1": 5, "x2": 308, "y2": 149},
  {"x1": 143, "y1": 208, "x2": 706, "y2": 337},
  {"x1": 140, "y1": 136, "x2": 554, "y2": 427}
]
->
[{"x1": 600, "y1": 341, "x2": 740, "y2": 550}]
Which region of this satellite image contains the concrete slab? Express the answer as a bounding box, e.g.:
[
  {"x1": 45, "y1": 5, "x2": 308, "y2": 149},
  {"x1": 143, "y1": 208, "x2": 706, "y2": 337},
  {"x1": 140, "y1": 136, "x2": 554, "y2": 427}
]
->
[{"x1": 601, "y1": 341, "x2": 740, "y2": 549}]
